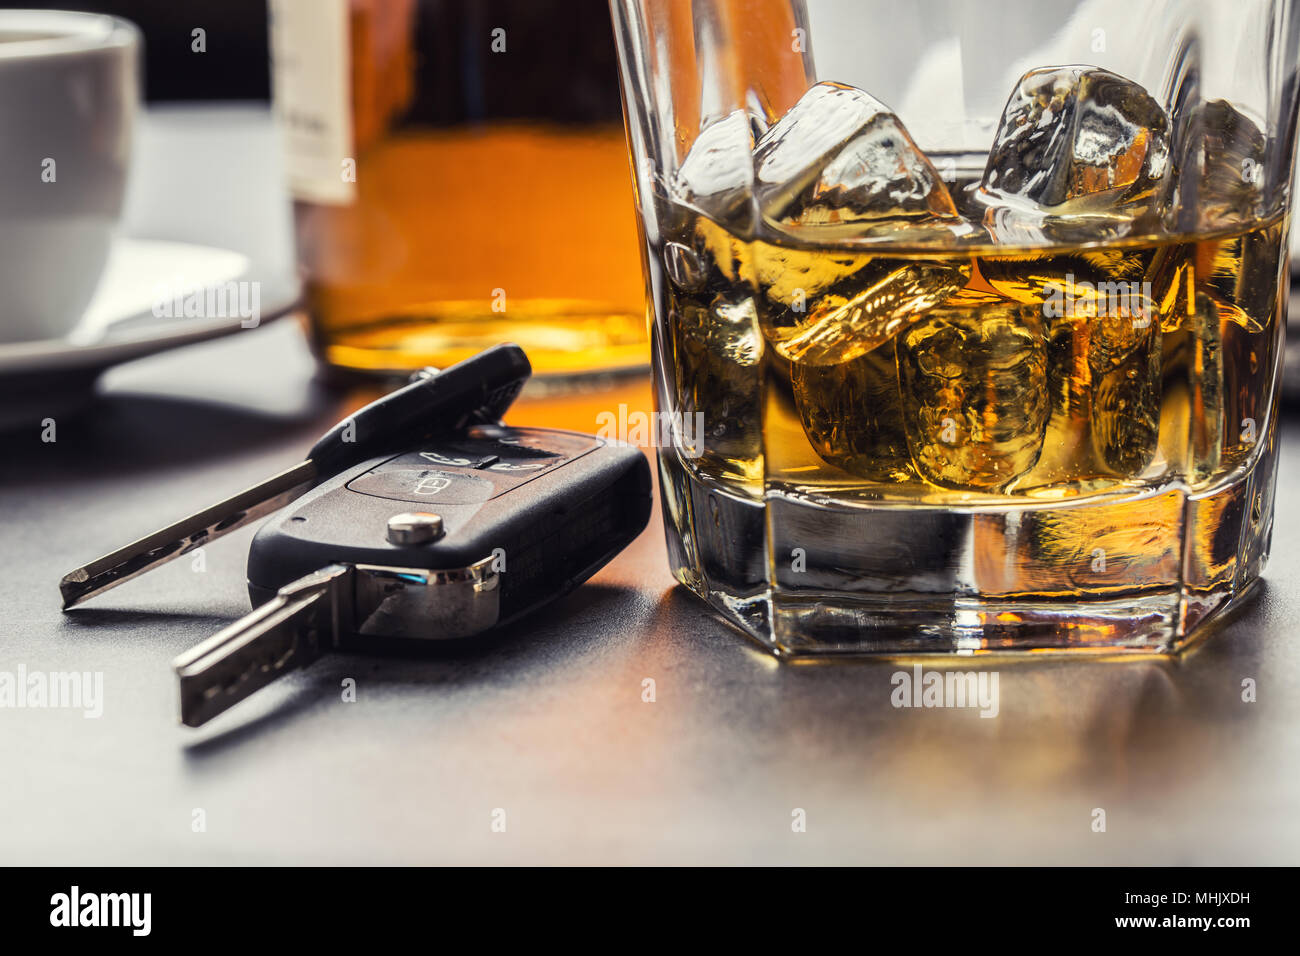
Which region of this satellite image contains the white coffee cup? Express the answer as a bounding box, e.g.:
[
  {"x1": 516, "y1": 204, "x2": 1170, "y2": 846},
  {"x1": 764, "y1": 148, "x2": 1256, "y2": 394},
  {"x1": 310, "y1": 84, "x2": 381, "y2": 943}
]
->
[{"x1": 0, "y1": 10, "x2": 139, "y2": 343}]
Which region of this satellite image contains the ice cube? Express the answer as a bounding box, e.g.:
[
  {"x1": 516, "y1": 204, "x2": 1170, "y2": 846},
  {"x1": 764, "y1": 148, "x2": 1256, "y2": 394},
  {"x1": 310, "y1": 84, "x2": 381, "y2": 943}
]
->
[
  {"x1": 1202, "y1": 219, "x2": 1284, "y2": 334},
  {"x1": 897, "y1": 294, "x2": 1049, "y2": 490},
  {"x1": 1219, "y1": 286, "x2": 1279, "y2": 471},
  {"x1": 669, "y1": 290, "x2": 763, "y2": 479},
  {"x1": 791, "y1": 342, "x2": 913, "y2": 482},
  {"x1": 1172, "y1": 99, "x2": 1266, "y2": 227},
  {"x1": 979, "y1": 246, "x2": 1155, "y2": 313},
  {"x1": 659, "y1": 195, "x2": 758, "y2": 316},
  {"x1": 992, "y1": 250, "x2": 1164, "y2": 481},
  {"x1": 1146, "y1": 212, "x2": 1281, "y2": 339},
  {"x1": 1188, "y1": 292, "x2": 1224, "y2": 483},
  {"x1": 1091, "y1": 358, "x2": 1161, "y2": 477},
  {"x1": 1147, "y1": 248, "x2": 1223, "y2": 482},
  {"x1": 1090, "y1": 317, "x2": 1161, "y2": 476},
  {"x1": 663, "y1": 114, "x2": 763, "y2": 301},
  {"x1": 663, "y1": 241, "x2": 706, "y2": 292},
  {"x1": 755, "y1": 243, "x2": 969, "y2": 365},
  {"x1": 721, "y1": 80, "x2": 974, "y2": 365},
  {"x1": 1145, "y1": 244, "x2": 1197, "y2": 333},
  {"x1": 753, "y1": 81, "x2": 965, "y2": 236},
  {"x1": 672, "y1": 110, "x2": 757, "y2": 230},
  {"x1": 1087, "y1": 301, "x2": 1159, "y2": 377},
  {"x1": 980, "y1": 66, "x2": 1170, "y2": 210},
  {"x1": 978, "y1": 200, "x2": 1144, "y2": 245}
]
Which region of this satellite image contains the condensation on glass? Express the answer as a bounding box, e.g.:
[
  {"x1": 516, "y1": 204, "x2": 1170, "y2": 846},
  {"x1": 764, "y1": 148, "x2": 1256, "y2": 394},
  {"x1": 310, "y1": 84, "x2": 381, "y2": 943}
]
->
[{"x1": 610, "y1": 0, "x2": 1300, "y2": 654}]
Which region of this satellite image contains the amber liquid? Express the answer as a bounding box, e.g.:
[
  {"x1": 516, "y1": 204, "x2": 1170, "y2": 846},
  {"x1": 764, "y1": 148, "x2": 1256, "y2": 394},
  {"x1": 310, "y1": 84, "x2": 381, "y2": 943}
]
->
[
  {"x1": 297, "y1": 123, "x2": 648, "y2": 377},
  {"x1": 661, "y1": 202, "x2": 1285, "y2": 504}
]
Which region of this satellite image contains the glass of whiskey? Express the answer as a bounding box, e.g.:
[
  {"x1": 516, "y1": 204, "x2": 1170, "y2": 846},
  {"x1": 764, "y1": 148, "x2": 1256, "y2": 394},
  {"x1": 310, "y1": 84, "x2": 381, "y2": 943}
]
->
[{"x1": 609, "y1": 0, "x2": 1300, "y2": 654}]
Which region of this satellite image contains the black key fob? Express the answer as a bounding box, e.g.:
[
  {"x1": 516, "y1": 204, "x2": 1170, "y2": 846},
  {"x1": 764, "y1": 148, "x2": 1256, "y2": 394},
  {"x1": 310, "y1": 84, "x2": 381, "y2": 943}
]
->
[{"x1": 245, "y1": 425, "x2": 652, "y2": 648}]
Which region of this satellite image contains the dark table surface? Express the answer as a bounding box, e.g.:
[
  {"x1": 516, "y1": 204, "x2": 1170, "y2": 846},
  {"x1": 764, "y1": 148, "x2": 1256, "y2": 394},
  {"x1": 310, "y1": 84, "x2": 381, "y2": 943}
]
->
[{"x1": 2, "y1": 108, "x2": 1298, "y2": 865}]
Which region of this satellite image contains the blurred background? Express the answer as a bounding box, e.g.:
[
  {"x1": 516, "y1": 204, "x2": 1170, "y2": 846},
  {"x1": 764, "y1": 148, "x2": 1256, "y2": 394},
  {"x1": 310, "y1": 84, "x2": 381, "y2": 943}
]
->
[
  {"x1": 9, "y1": 0, "x2": 625, "y2": 109},
  {"x1": 6, "y1": 0, "x2": 273, "y2": 102},
  {"x1": 0, "y1": 0, "x2": 645, "y2": 421}
]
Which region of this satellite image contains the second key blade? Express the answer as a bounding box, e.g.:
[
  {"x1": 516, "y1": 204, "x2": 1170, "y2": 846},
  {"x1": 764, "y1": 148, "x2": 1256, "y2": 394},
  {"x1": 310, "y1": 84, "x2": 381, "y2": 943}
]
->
[
  {"x1": 59, "y1": 461, "x2": 317, "y2": 609},
  {"x1": 174, "y1": 563, "x2": 351, "y2": 727}
]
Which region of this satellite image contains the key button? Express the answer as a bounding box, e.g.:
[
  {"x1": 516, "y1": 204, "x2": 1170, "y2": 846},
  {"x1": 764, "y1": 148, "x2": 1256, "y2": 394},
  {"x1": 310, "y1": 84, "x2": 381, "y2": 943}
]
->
[
  {"x1": 347, "y1": 468, "x2": 496, "y2": 504},
  {"x1": 414, "y1": 450, "x2": 499, "y2": 469},
  {"x1": 387, "y1": 512, "x2": 445, "y2": 545},
  {"x1": 486, "y1": 460, "x2": 551, "y2": 473}
]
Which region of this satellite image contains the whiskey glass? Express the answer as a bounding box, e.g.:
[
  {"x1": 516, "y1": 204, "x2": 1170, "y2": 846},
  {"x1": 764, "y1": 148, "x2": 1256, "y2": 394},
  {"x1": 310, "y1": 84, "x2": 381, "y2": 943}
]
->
[{"x1": 610, "y1": 0, "x2": 1300, "y2": 654}]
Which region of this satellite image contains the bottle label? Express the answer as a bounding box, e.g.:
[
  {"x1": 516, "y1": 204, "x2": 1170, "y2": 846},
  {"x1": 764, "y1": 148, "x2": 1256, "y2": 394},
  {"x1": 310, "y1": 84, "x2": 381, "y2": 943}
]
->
[{"x1": 269, "y1": 0, "x2": 356, "y2": 205}]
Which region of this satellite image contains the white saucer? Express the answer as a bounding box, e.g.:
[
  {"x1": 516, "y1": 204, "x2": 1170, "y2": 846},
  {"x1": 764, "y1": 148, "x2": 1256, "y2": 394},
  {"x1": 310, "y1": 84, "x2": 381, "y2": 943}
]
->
[
  {"x1": 0, "y1": 236, "x2": 300, "y2": 378},
  {"x1": 0, "y1": 235, "x2": 300, "y2": 430}
]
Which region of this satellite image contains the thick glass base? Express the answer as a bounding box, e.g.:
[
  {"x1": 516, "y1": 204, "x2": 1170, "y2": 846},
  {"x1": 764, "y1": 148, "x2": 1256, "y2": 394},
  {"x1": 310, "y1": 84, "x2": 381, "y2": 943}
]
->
[{"x1": 658, "y1": 433, "x2": 1277, "y2": 657}]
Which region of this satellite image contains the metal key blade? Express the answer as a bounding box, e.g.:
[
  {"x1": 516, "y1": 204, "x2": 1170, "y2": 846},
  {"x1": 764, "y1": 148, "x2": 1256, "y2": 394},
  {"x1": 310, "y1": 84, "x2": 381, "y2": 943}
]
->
[
  {"x1": 59, "y1": 461, "x2": 317, "y2": 610},
  {"x1": 173, "y1": 564, "x2": 353, "y2": 727}
]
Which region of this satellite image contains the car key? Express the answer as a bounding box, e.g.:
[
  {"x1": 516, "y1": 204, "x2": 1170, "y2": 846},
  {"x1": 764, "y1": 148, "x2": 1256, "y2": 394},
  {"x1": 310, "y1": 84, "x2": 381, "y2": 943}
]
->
[
  {"x1": 172, "y1": 423, "x2": 651, "y2": 727},
  {"x1": 59, "y1": 344, "x2": 532, "y2": 609}
]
